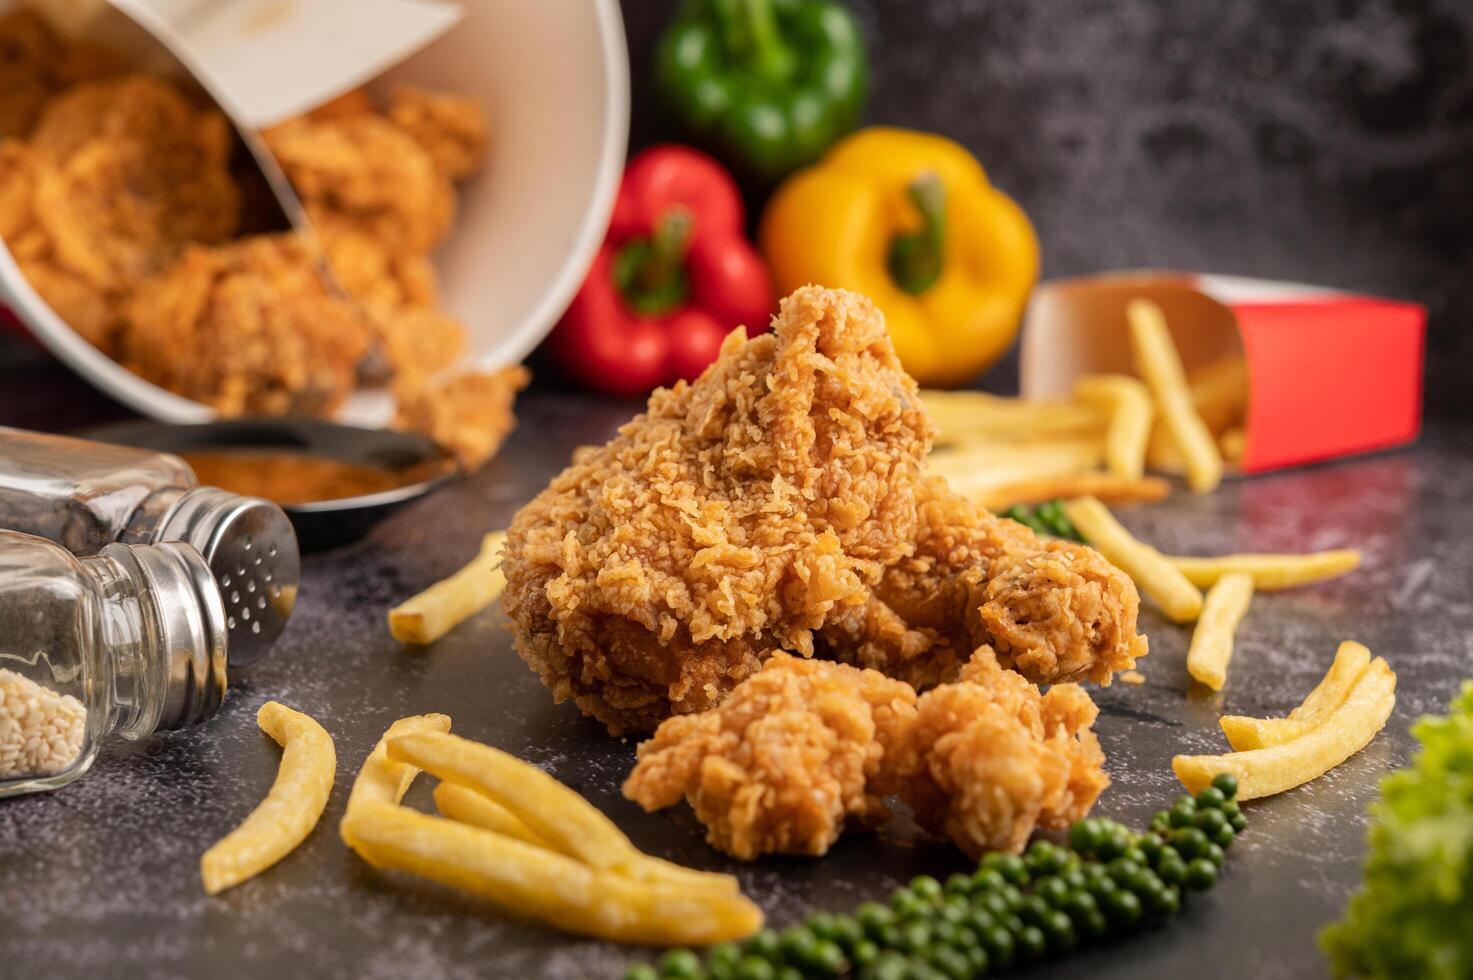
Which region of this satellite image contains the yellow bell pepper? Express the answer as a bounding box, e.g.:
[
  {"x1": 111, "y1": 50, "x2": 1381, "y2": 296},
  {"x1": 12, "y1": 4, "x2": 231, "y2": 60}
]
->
[{"x1": 760, "y1": 128, "x2": 1040, "y2": 387}]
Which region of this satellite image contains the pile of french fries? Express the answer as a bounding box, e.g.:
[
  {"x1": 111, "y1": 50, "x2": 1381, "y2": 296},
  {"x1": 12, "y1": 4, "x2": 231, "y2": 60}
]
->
[
  {"x1": 923, "y1": 298, "x2": 1245, "y2": 510},
  {"x1": 1174, "y1": 642, "x2": 1396, "y2": 800},
  {"x1": 200, "y1": 705, "x2": 761, "y2": 945}
]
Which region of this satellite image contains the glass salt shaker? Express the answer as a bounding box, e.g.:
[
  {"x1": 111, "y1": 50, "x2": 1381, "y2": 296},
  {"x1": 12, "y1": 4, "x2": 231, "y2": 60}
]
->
[
  {"x1": 0, "y1": 530, "x2": 228, "y2": 798},
  {"x1": 0, "y1": 426, "x2": 298, "y2": 667}
]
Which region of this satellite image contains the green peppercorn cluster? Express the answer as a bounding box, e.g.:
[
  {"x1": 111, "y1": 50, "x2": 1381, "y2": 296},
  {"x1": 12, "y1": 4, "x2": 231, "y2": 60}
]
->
[
  {"x1": 1002, "y1": 500, "x2": 1082, "y2": 542},
  {"x1": 625, "y1": 774, "x2": 1243, "y2": 980}
]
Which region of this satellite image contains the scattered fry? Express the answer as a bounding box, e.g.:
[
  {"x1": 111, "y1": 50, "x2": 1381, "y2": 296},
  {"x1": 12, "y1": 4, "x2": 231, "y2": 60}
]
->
[
  {"x1": 921, "y1": 390, "x2": 1107, "y2": 445},
  {"x1": 1220, "y1": 641, "x2": 1372, "y2": 751},
  {"x1": 341, "y1": 712, "x2": 452, "y2": 862},
  {"x1": 346, "y1": 801, "x2": 762, "y2": 944},
  {"x1": 201, "y1": 702, "x2": 336, "y2": 895},
  {"x1": 388, "y1": 530, "x2": 507, "y2": 645},
  {"x1": 1167, "y1": 549, "x2": 1361, "y2": 591},
  {"x1": 1062, "y1": 496, "x2": 1204, "y2": 622},
  {"x1": 1174, "y1": 654, "x2": 1396, "y2": 800},
  {"x1": 976, "y1": 472, "x2": 1170, "y2": 512},
  {"x1": 433, "y1": 780, "x2": 554, "y2": 850},
  {"x1": 1074, "y1": 374, "x2": 1153, "y2": 480},
  {"x1": 1128, "y1": 298, "x2": 1223, "y2": 493},
  {"x1": 928, "y1": 436, "x2": 1106, "y2": 503},
  {"x1": 1185, "y1": 572, "x2": 1254, "y2": 691}
]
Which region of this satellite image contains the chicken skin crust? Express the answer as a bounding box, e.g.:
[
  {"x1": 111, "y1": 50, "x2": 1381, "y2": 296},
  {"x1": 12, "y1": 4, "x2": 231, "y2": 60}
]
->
[
  {"x1": 894, "y1": 646, "x2": 1109, "y2": 857},
  {"x1": 623, "y1": 653, "x2": 918, "y2": 859},
  {"x1": 502, "y1": 286, "x2": 933, "y2": 734},
  {"x1": 818, "y1": 477, "x2": 1148, "y2": 689}
]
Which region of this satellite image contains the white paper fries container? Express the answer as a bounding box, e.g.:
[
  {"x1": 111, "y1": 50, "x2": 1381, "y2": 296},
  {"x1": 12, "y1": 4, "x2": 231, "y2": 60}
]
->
[{"x1": 0, "y1": 0, "x2": 630, "y2": 427}]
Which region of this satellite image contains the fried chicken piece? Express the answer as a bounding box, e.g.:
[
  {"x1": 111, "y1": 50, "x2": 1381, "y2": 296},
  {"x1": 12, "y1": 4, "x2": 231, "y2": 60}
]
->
[
  {"x1": 503, "y1": 286, "x2": 933, "y2": 734},
  {"x1": 387, "y1": 84, "x2": 488, "y2": 180},
  {"x1": 0, "y1": 141, "x2": 39, "y2": 241},
  {"x1": 316, "y1": 216, "x2": 438, "y2": 312},
  {"x1": 393, "y1": 365, "x2": 528, "y2": 469},
  {"x1": 818, "y1": 476, "x2": 1147, "y2": 688},
  {"x1": 0, "y1": 8, "x2": 63, "y2": 138},
  {"x1": 265, "y1": 111, "x2": 454, "y2": 254},
  {"x1": 120, "y1": 235, "x2": 369, "y2": 416},
  {"x1": 34, "y1": 133, "x2": 239, "y2": 290},
  {"x1": 27, "y1": 75, "x2": 225, "y2": 164},
  {"x1": 18, "y1": 255, "x2": 119, "y2": 348},
  {"x1": 895, "y1": 646, "x2": 1109, "y2": 856},
  {"x1": 623, "y1": 653, "x2": 918, "y2": 859}
]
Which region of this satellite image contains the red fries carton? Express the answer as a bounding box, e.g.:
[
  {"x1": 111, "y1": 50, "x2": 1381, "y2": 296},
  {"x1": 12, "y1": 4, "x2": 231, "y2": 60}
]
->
[{"x1": 1019, "y1": 271, "x2": 1426, "y2": 474}]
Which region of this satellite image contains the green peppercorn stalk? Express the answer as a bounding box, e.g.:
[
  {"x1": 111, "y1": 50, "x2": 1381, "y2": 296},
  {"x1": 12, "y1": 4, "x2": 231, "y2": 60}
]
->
[
  {"x1": 624, "y1": 774, "x2": 1245, "y2": 980},
  {"x1": 654, "y1": 0, "x2": 869, "y2": 184}
]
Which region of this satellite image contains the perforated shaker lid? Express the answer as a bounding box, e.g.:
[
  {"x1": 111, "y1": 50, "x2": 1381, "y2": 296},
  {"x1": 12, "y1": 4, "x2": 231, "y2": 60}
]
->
[{"x1": 151, "y1": 488, "x2": 300, "y2": 667}]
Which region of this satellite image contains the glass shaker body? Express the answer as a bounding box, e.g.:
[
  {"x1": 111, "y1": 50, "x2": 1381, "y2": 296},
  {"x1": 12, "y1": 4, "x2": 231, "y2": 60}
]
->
[
  {"x1": 0, "y1": 426, "x2": 297, "y2": 666},
  {"x1": 0, "y1": 531, "x2": 227, "y2": 798}
]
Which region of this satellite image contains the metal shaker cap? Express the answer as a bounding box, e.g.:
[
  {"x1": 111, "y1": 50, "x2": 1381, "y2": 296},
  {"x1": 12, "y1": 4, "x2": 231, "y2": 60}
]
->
[
  {"x1": 99, "y1": 541, "x2": 227, "y2": 731},
  {"x1": 152, "y1": 487, "x2": 300, "y2": 668}
]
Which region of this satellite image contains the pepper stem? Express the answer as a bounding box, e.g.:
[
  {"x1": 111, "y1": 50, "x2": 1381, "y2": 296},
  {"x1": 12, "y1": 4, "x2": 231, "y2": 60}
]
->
[
  {"x1": 613, "y1": 208, "x2": 693, "y2": 317},
  {"x1": 713, "y1": 0, "x2": 793, "y2": 83},
  {"x1": 888, "y1": 172, "x2": 947, "y2": 296}
]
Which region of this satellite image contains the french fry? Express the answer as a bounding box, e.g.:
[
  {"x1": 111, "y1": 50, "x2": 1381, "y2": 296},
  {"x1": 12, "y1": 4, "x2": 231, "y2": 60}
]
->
[
  {"x1": 1073, "y1": 374, "x2": 1153, "y2": 480},
  {"x1": 341, "y1": 713, "x2": 452, "y2": 860},
  {"x1": 1185, "y1": 572, "x2": 1254, "y2": 691},
  {"x1": 921, "y1": 390, "x2": 1107, "y2": 445},
  {"x1": 1219, "y1": 427, "x2": 1246, "y2": 463},
  {"x1": 201, "y1": 702, "x2": 336, "y2": 895},
  {"x1": 1167, "y1": 549, "x2": 1361, "y2": 591},
  {"x1": 1128, "y1": 299, "x2": 1223, "y2": 493},
  {"x1": 928, "y1": 436, "x2": 1106, "y2": 503},
  {"x1": 433, "y1": 780, "x2": 554, "y2": 850},
  {"x1": 387, "y1": 731, "x2": 644, "y2": 875},
  {"x1": 1062, "y1": 496, "x2": 1204, "y2": 622},
  {"x1": 388, "y1": 530, "x2": 507, "y2": 645},
  {"x1": 1220, "y1": 641, "x2": 1372, "y2": 751},
  {"x1": 347, "y1": 802, "x2": 763, "y2": 945},
  {"x1": 1185, "y1": 356, "x2": 1250, "y2": 435},
  {"x1": 976, "y1": 472, "x2": 1170, "y2": 512},
  {"x1": 1173, "y1": 655, "x2": 1396, "y2": 800}
]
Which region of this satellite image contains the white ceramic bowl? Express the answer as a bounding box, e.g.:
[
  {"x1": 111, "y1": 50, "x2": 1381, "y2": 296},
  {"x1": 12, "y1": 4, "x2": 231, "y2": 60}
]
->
[{"x1": 0, "y1": 0, "x2": 629, "y2": 426}]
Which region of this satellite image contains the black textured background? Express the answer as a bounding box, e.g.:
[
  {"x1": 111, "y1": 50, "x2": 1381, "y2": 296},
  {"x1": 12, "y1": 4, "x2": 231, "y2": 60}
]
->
[{"x1": 624, "y1": 0, "x2": 1473, "y2": 415}]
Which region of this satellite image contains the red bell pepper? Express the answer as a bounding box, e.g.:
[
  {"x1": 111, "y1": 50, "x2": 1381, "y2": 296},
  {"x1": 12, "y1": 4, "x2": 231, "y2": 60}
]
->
[{"x1": 549, "y1": 145, "x2": 774, "y2": 395}]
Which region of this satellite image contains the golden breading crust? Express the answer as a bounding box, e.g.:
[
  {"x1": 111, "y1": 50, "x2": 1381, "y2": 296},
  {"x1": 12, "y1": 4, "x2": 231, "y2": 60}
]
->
[
  {"x1": 818, "y1": 476, "x2": 1147, "y2": 688},
  {"x1": 392, "y1": 365, "x2": 529, "y2": 469},
  {"x1": 623, "y1": 653, "x2": 918, "y2": 859},
  {"x1": 386, "y1": 84, "x2": 488, "y2": 180},
  {"x1": 265, "y1": 112, "x2": 454, "y2": 254},
  {"x1": 894, "y1": 646, "x2": 1109, "y2": 856},
  {"x1": 502, "y1": 286, "x2": 934, "y2": 735},
  {"x1": 120, "y1": 235, "x2": 369, "y2": 416}
]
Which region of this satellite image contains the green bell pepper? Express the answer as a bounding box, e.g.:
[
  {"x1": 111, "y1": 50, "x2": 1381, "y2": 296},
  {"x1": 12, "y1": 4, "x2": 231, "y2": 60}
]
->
[{"x1": 655, "y1": 0, "x2": 868, "y2": 183}]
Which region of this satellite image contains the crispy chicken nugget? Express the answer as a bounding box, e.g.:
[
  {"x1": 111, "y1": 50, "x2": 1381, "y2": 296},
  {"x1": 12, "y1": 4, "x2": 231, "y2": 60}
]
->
[
  {"x1": 387, "y1": 84, "x2": 489, "y2": 180},
  {"x1": 0, "y1": 8, "x2": 63, "y2": 138},
  {"x1": 266, "y1": 112, "x2": 454, "y2": 254},
  {"x1": 35, "y1": 133, "x2": 239, "y2": 289},
  {"x1": 894, "y1": 647, "x2": 1108, "y2": 856},
  {"x1": 27, "y1": 74, "x2": 229, "y2": 165},
  {"x1": 624, "y1": 653, "x2": 918, "y2": 859},
  {"x1": 393, "y1": 366, "x2": 529, "y2": 469},
  {"x1": 121, "y1": 235, "x2": 369, "y2": 416}
]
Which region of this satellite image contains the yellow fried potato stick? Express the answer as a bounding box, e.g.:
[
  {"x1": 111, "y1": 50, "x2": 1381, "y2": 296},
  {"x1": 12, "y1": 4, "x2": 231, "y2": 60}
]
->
[
  {"x1": 1186, "y1": 572, "x2": 1255, "y2": 691},
  {"x1": 346, "y1": 802, "x2": 762, "y2": 945},
  {"x1": 1074, "y1": 374, "x2": 1153, "y2": 480},
  {"x1": 1167, "y1": 549, "x2": 1361, "y2": 591},
  {"x1": 1063, "y1": 496, "x2": 1204, "y2": 622},
  {"x1": 201, "y1": 702, "x2": 336, "y2": 895},
  {"x1": 389, "y1": 530, "x2": 507, "y2": 645},
  {"x1": 977, "y1": 472, "x2": 1170, "y2": 512},
  {"x1": 1220, "y1": 641, "x2": 1372, "y2": 751},
  {"x1": 341, "y1": 713, "x2": 452, "y2": 861},
  {"x1": 920, "y1": 389, "x2": 1107, "y2": 445},
  {"x1": 1174, "y1": 655, "x2": 1395, "y2": 800},
  {"x1": 433, "y1": 781, "x2": 554, "y2": 850},
  {"x1": 1128, "y1": 298, "x2": 1223, "y2": 493},
  {"x1": 390, "y1": 731, "x2": 736, "y2": 896}
]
